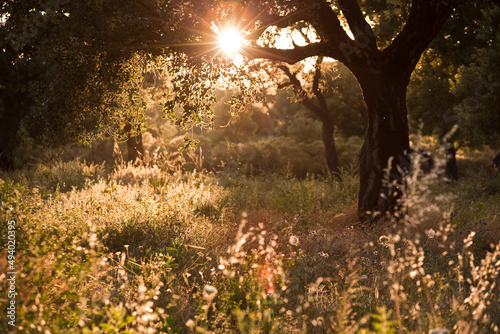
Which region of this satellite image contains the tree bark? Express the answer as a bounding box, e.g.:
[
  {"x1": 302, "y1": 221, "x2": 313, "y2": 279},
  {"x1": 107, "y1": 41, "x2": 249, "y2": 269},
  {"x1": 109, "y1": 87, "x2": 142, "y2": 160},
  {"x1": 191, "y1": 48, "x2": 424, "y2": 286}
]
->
[
  {"x1": 445, "y1": 144, "x2": 458, "y2": 180},
  {"x1": 124, "y1": 123, "x2": 144, "y2": 163},
  {"x1": 322, "y1": 117, "x2": 341, "y2": 178},
  {"x1": 357, "y1": 73, "x2": 410, "y2": 217}
]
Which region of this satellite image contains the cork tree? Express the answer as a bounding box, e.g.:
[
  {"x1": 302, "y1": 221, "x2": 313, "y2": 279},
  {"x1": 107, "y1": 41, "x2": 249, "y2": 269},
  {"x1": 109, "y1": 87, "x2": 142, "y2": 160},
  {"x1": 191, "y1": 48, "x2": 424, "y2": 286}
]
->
[{"x1": 198, "y1": 0, "x2": 460, "y2": 216}]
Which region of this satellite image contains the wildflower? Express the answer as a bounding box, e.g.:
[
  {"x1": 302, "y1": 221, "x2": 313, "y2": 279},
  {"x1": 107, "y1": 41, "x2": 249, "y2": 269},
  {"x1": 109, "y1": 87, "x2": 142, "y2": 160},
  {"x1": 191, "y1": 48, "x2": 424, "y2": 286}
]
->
[
  {"x1": 185, "y1": 319, "x2": 195, "y2": 328},
  {"x1": 203, "y1": 285, "x2": 217, "y2": 301},
  {"x1": 429, "y1": 329, "x2": 449, "y2": 334},
  {"x1": 318, "y1": 251, "x2": 329, "y2": 258},
  {"x1": 379, "y1": 235, "x2": 389, "y2": 245},
  {"x1": 346, "y1": 258, "x2": 350, "y2": 263},
  {"x1": 361, "y1": 275, "x2": 368, "y2": 280},
  {"x1": 204, "y1": 285, "x2": 217, "y2": 294},
  {"x1": 428, "y1": 229, "x2": 436, "y2": 238},
  {"x1": 266, "y1": 284, "x2": 275, "y2": 295},
  {"x1": 289, "y1": 236, "x2": 299, "y2": 246}
]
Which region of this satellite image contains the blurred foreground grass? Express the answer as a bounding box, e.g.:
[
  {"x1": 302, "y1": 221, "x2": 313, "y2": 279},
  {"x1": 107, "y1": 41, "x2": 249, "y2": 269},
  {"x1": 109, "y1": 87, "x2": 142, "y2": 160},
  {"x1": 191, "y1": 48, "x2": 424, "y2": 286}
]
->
[{"x1": 0, "y1": 157, "x2": 499, "y2": 333}]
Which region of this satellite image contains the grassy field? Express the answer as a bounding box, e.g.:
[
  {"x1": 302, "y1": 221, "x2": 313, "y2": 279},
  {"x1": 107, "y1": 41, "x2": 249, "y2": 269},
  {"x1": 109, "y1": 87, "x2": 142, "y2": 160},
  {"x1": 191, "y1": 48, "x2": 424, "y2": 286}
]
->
[{"x1": 1, "y1": 153, "x2": 499, "y2": 333}]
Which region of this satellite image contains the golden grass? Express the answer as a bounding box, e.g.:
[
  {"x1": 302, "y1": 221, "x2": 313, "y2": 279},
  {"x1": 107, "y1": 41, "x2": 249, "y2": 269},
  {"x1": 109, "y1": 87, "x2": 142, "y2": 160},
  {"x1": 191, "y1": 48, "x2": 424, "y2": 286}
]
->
[{"x1": 0, "y1": 157, "x2": 499, "y2": 333}]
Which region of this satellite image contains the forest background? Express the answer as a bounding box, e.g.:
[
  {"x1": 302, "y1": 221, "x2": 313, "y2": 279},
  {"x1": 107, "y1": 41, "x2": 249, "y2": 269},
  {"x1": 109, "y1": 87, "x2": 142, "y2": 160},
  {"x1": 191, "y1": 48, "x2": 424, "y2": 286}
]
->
[{"x1": 1, "y1": 0, "x2": 500, "y2": 333}]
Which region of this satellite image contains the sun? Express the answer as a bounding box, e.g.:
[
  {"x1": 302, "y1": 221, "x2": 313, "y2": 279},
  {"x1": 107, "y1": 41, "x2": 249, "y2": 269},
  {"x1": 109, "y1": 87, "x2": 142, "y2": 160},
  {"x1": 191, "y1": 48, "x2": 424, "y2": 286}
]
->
[{"x1": 218, "y1": 28, "x2": 242, "y2": 55}]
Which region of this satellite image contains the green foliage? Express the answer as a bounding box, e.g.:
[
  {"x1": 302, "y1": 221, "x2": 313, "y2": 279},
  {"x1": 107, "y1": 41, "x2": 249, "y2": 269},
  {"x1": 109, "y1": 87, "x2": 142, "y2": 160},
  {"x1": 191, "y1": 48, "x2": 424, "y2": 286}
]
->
[
  {"x1": 449, "y1": 7, "x2": 500, "y2": 148},
  {"x1": 0, "y1": 0, "x2": 241, "y2": 167},
  {"x1": 324, "y1": 63, "x2": 367, "y2": 138},
  {"x1": 407, "y1": 2, "x2": 499, "y2": 148},
  {"x1": 361, "y1": 0, "x2": 411, "y2": 49},
  {"x1": 359, "y1": 306, "x2": 398, "y2": 334},
  {"x1": 0, "y1": 178, "x2": 30, "y2": 215},
  {"x1": 284, "y1": 110, "x2": 323, "y2": 143},
  {"x1": 159, "y1": 315, "x2": 182, "y2": 334}
]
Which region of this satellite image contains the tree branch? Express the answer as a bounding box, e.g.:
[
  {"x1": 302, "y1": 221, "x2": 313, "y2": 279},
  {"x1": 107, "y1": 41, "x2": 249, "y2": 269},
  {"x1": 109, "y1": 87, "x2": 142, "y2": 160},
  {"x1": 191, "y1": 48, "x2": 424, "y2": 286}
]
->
[
  {"x1": 299, "y1": 27, "x2": 312, "y2": 45},
  {"x1": 245, "y1": 8, "x2": 312, "y2": 41},
  {"x1": 384, "y1": 0, "x2": 454, "y2": 78},
  {"x1": 240, "y1": 42, "x2": 333, "y2": 64},
  {"x1": 297, "y1": 1, "x2": 351, "y2": 48},
  {"x1": 277, "y1": 81, "x2": 294, "y2": 89},
  {"x1": 311, "y1": 56, "x2": 329, "y2": 117},
  {"x1": 277, "y1": 64, "x2": 324, "y2": 118},
  {"x1": 337, "y1": 0, "x2": 377, "y2": 50},
  {"x1": 242, "y1": 1, "x2": 359, "y2": 65}
]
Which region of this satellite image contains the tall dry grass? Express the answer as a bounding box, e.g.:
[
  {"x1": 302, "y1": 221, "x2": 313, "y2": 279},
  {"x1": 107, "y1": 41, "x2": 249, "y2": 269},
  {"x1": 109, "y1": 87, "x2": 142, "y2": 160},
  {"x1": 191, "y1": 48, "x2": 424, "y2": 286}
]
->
[{"x1": 0, "y1": 148, "x2": 499, "y2": 333}]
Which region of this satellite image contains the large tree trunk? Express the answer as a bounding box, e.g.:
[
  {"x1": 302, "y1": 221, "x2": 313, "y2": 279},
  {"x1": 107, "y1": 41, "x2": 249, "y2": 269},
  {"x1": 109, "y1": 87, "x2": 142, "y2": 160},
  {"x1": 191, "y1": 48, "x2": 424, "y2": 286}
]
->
[
  {"x1": 357, "y1": 74, "x2": 410, "y2": 217},
  {"x1": 124, "y1": 123, "x2": 144, "y2": 163}
]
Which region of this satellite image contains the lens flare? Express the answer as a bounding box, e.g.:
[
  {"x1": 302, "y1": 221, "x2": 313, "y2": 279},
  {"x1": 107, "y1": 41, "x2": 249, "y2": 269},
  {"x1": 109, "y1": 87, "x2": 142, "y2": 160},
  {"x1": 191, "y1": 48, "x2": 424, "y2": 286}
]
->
[{"x1": 218, "y1": 28, "x2": 242, "y2": 55}]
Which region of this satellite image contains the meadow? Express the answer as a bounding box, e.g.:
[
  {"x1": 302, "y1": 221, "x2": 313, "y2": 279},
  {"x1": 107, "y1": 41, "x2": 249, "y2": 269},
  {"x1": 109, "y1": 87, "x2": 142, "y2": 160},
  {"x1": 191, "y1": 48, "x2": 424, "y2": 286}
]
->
[{"x1": 1, "y1": 148, "x2": 499, "y2": 334}]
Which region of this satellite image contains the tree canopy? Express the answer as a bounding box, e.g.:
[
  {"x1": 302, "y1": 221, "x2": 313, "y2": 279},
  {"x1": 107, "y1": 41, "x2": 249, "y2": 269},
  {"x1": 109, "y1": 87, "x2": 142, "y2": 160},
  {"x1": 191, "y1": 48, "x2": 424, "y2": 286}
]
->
[
  {"x1": 178, "y1": 0, "x2": 498, "y2": 216},
  {"x1": 0, "y1": 0, "x2": 220, "y2": 167},
  {"x1": 214, "y1": 0, "x2": 457, "y2": 216},
  {"x1": 407, "y1": 1, "x2": 500, "y2": 148},
  {"x1": 2, "y1": 0, "x2": 498, "y2": 218}
]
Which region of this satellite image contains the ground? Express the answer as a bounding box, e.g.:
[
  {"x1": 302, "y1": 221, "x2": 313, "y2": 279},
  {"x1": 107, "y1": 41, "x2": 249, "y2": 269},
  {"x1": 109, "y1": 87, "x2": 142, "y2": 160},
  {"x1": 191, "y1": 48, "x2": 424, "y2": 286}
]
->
[{"x1": 0, "y1": 149, "x2": 499, "y2": 333}]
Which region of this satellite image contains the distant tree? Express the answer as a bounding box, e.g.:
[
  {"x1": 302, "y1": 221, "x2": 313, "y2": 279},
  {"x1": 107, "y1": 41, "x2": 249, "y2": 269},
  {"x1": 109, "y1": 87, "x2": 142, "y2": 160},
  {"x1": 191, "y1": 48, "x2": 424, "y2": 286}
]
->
[
  {"x1": 322, "y1": 63, "x2": 367, "y2": 139},
  {"x1": 403, "y1": 2, "x2": 499, "y2": 182},
  {"x1": 252, "y1": 57, "x2": 343, "y2": 178},
  {"x1": 254, "y1": 57, "x2": 367, "y2": 179}
]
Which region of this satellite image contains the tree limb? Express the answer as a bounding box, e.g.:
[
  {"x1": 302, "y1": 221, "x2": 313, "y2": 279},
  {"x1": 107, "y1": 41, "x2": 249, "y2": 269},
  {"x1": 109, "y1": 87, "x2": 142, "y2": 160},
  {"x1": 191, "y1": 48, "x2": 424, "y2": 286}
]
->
[
  {"x1": 242, "y1": 1, "x2": 358, "y2": 65},
  {"x1": 384, "y1": 0, "x2": 454, "y2": 78},
  {"x1": 277, "y1": 81, "x2": 294, "y2": 89},
  {"x1": 245, "y1": 8, "x2": 312, "y2": 41},
  {"x1": 241, "y1": 42, "x2": 347, "y2": 64},
  {"x1": 337, "y1": 0, "x2": 377, "y2": 50},
  {"x1": 311, "y1": 56, "x2": 329, "y2": 118},
  {"x1": 277, "y1": 64, "x2": 325, "y2": 119},
  {"x1": 297, "y1": 1, "x2": 352, "y2": 48}
]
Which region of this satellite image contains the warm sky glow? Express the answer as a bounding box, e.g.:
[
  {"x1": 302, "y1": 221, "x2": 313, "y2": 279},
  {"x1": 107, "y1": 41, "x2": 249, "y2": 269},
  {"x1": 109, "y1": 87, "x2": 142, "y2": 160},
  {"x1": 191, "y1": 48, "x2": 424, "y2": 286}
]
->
[{"x1": 218, "y1": 28, "x2": 242, "y2": 55}]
